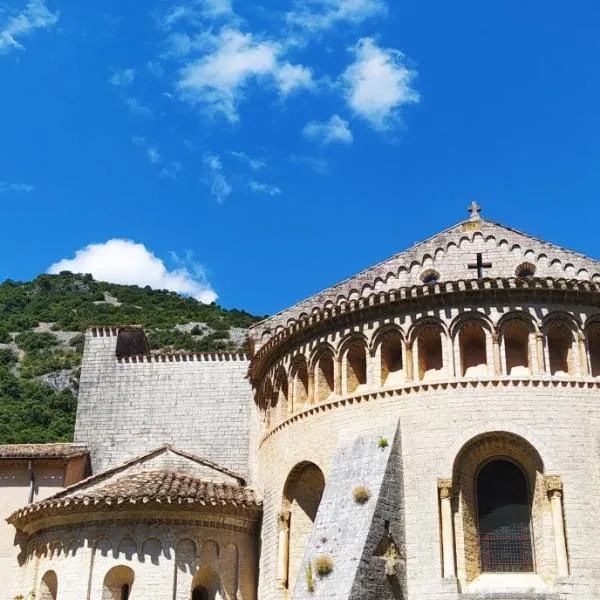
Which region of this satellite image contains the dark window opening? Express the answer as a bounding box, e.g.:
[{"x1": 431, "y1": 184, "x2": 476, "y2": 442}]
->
[
  {"x1": 477, "y1": 459, "x2": 534, "y2": 573},
  {"x1": 120, "y1": 584, "x2": 130, "y2": 600},
  {"x1": 192, "y1": 586, "x2": 209, "y2": 600}
]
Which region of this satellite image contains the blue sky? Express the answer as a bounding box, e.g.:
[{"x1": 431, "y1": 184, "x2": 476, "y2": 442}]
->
[{"x1": 1, "y1": 0, "x2": 600, "y2": 315}]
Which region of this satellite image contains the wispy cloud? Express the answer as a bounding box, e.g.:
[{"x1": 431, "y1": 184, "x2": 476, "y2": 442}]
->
[
  {"x1": 147, "y1": 146, "x2": 162, "y2": 164},
  {"x1": 176, "y1": 28, "x2": 314, "y2": 122},
  {"x1": 341, "y1": 37, "x2": 419, "y2": 130},
  {"x1": 303, "y1": 114, "x2": 353, "y2": 144},
  {"x1": 286, "y1": 0, "x2": 386, "y2": 32},
  {"x1": 48, "y1": 239, "x2": 218, "y2": 303},
  {"x1": 290, "y1": 154, "x2": 329, "y2": 175},
  {"x1": 0, "y1": 181, "x2": 34, "y2": 193},
  {"x1": 109, "y1": 67, "x2": 135, "y2": 87},
  {"x1": 160, "y1": 161, "x2": 183, "y2": 179},
  {"x1": 0, "y1": 0, "x2": 58, "y2": 55},
  {"x1": 203, "y1": 152, "x2": 232, "y2": 203},
  {"x1": 124, "y1": 96, "x2": 153, "y2": 117},
  {"x1": 159, "y1": 0, "x2": 236, "y2": 30},
  {"x1": 250, "y1": 180, "x2": 281, "y2": 196},
  {"x1": 132, "y1": 137, "x2": 182, "y2": 178},
  {"x1": 229, "y1": 150, "x2": 266, "y2": 170}
]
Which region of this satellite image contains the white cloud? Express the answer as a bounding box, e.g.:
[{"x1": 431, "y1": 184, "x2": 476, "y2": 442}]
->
[
  {"x1": 147, "y1": 146, "x2": 162, "y2": 164},
  {"x1": 0, "y1": 181, "x2": 34, "y2": 193},
  {"x1": 287, "y1": 0, "x2": 386, "y2": 32},
  {"x1": 176, "y1": 28, "x2": 314, "y2": 122},
  {"x1": 250, "y1": 180, "x2": 282, "y2": 196},
  {"x1": 303, "y1": 114, "x2": 353, "y2": 144},
  {"x1": 290, "y1": 154, "x2": 329, "y2": 175},
  {"x1": 109, "y1": 67, "x2": 135, "y2": 86},
  {"x1": 124, "y1": 96, "x2": 153, "y2": 117},
  {"x1": 229, "y1": 150, "x2": 266, "y2": 170},
  {"x1": 161, "y1": 0, "x2": 235, "y2": 30},
  {"x1": 48, "y1": 239, "x2": 218, "y2": 303},
  {"x1": 341, "y1": 37, "x2": 419, "y2": 130},
  {"x1": 0, "y1": 0, "x2": 58, "y2": 54},
  {"x1": 160, "y1": 161, "x2": 183, "y2": 179},
  {"x1": 203, "y1": 152, "x2": 232, "y2": 203}
]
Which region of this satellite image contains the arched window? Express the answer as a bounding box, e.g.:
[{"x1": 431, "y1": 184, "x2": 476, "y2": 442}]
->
[
  {"x1": 314, "y1": 350, "x2": 334, "y2": 402},
  {"x1": 290, "y1": 357, "x2": 309, "y2": 410},
  {"x1": 545, "y1": 322, "x2": 573, "y2": 375},
  {"x1": 38, "y1": 570, "x2": 58, "y2": 600},
  {"x1": 587, "y1": 323, "x2": 600, "y2": 377},
  {"x1": 103, "y1": 566, "x2": 135, "y2": 600},
  {"x1": 417, "y1": 326, "x2": 444, "y2": 380},
  {"x1": 503, "y1": 320, "x2": 531, "y2": 375},
  {"x1": 477, "y1": 459, "x2": 534, "y2": 573},
  {"x1": 459, "y1": 322, "x2": 487, "y2": 376},
  {"x1": 192, "y1": 586, "x2": 209, "y2": 600},
  {"x1": 343, "y1": 339, "x2": 367, "y2": 394},
  {"x1": 380, "y1": 330, "x2": 404, "y2": 386}
]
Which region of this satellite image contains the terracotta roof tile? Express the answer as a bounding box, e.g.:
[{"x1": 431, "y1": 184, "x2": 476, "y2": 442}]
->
[{"x1": 0, "y1": 444, "x2": 88, "y2": 460}]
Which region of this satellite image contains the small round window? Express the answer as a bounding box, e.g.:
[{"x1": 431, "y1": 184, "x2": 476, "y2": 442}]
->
[
  {"x1": 515, "y1": 262, "x2": 536, "y2": 279},
  {"x1": 421, "y1": 269, "x2": 440, "y2": 285}
]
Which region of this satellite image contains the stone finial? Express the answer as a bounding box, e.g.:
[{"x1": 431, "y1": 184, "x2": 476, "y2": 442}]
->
[{"x1": 468, "y1": 200, "x2": 482, "y2": 221}]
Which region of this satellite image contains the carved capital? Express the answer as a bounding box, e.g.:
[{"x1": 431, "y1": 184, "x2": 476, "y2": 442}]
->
[
  {"x1": 491, "y1": 332, "x2": 499, "y2": 343},
  {"x1": 278, "y1": 510, "x2": 291, "y2": 531},
  {"x1": 545, "y1": 475, "x2": 563, "y2": 496},
  {"x1": 438, "y1": 478, "x2": 452, "y2": 499}
]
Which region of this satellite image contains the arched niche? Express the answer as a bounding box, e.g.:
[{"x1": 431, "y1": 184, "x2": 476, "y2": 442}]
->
[
  {"x1": 38, "y1": 570, "x2": 58, "y2": 600},
  {"x1": 103, "y1": 565, "x2": 135, "y2": 600},
  {"x1": 415, "y1": 324, "x2": 445, "y2": 381},
  {"x1": 458, "y1": 321, "x2": 488, "y2": 376},
  {"x1": 313, "y1": 348, "x2": 335, "y2": 402},
  {"x1": 191, "y1": 565, "x2": 222, "y2": 600},
  {"x1": 544, "y1": 319, "x2": 576, "y2": 376},
  {"x1": 378, "y1": 329, "x2": 405, "y2": 386},
  {"x1": 280, "y1": 462, "x2": 326, "y2": 591},
  {"x1": 501, "y1": 317, "x2": 533, "y2": 376},
  {"x1": 290, "y1": 356, "x2": 309, "y2": 411},
  {"x1": 341, "y1": 337, "x2": 368, "y2": 394},
  {"x1": 586, "y1": 321, "x2": 600, "y2": 377}
]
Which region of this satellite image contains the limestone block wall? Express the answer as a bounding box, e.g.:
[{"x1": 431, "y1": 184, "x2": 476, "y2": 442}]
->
[
  {"x1": 256, "y1": 381, "x2": 600, "y2": 600},
  {"x1": 75, "y1": 328, "x2": 253, "y2": 477},
  {"x1": 19, "y1": 519, "x2": 257, "y2": 600}
]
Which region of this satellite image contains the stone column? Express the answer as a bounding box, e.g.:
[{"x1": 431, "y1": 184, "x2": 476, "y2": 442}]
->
[
  {"x1": 491, "y1": 332, "x2": 501, "y2": 376},
  {"x1": 546, "y1": 477, "x2": 569, "y2": 577},
  {"x1": 438, "y1": 479, "x2": 456, "y2": 578},
  {"x1": 578, "y1": 333, "x2": 589, "y2": 377},
  {"x1": 276, "y1": 511, "x2": 291, "y2": 587},
  {"x1": 405, "y1": 342, "x2": 414, "y2": 382},
  {"x1": 537, "y1": 332, "x2": 546, "y2": 374},
  {"x1": 333, "y1": 358, "x2": 342, "y2": 395},
  {"x1": 307, "y1": 372, "x2": 315, "y2": 405}
]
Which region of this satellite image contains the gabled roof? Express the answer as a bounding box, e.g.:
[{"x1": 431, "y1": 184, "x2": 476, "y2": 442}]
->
[
  {"x1": 0, "y1": 443, "x2": 88, "y2": 460},
  {"x1": 251, "y1": 212, "x2": 600, "y2": 343},
  {"x1": 7, "y1": 445, "x2": 261, "y2": 530}
]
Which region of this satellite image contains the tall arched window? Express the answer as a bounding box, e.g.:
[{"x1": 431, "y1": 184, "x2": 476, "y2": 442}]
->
[
  {"x1": 459, "y1": 322, "x2": 487, "y2": 376},
  {"x1": 417, "y1": 326, "x2": 444, "y2": 380},
  {"x1": 380, "y1": 330, "x2": 404, "y2": 386},
  {"x1": 477, "y1": 459, "x2": 534, "y2": 573},
  {"x1": 192, "y1": 586, "x2": 209, "y2": 600}
]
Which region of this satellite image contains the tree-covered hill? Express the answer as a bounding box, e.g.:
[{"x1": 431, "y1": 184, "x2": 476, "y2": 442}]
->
[{"x1": 0, "y1": 272, "x2": 263, "y2": 444}]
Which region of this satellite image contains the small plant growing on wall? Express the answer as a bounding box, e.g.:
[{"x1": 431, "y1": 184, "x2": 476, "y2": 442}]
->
[
  {"x1": 305, "y1": 563, "x2": 315, "y2": 592},
  {"x1": 314, "y1": 555, "x2": 334, "y2": 578},
  {"x1": 378, "y1": 436, "x2": 389, "y2": 449},
  {"x1": 353, "y1": 485, "x2": 371, "y2": 504},
  {"x1": 384, "y1": 543, "x2": 400, "y2": 577}
]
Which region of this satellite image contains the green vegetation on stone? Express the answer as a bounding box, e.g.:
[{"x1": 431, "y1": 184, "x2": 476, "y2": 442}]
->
[{"x1": 0, "y1": 272, "x2": 263, "y2": 444}]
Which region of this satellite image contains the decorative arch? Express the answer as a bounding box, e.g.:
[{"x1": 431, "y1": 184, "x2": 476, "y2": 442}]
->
[
  {"x1": 498, "y1": 313, "x2": 537, "y2": 376},
  {"x1": 409, "y1": 317, "x2": 448, "y2": 381},
  {"x1": 279, "y1": 462, "x2": 326, "y2": 591},
  {"x1": 542, "y1": 313, "x2": 580, "y2": 376},
  {"x1": 449, "y1": 432, "x2": 557, "y2": 585},
  {"x1": 338, "y1": 334, "x2": 368, "y2": 394},
  {"x1": 311, "y1": 345, "x2": 336, "y2": 402},
  {"x1": 102, "y1": 565, "x2": 135, "y2": 600},
  {"x1": 456, "y1": 320, "x2": 490, "y2": 377},
  {"x1": 372, "y1": 326, "x2": 405, "y2": 386},
  {"x1": 38, "y1": 570, "x2": 58, "y2": 600},
  {"x1": 290, "y1": 354, "x2": 309, "y2": 411}
]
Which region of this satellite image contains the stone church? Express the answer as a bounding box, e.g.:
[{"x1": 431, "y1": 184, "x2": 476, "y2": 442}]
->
[{"x1": 3, "y1": 205, "x2": 600, "y2": 600}]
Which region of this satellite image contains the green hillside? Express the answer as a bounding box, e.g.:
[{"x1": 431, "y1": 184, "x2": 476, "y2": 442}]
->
[{"x1": 0, "y1": 272, "x2": 262, "y2": 444}]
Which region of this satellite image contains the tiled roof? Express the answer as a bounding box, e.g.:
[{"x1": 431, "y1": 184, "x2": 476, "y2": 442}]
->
[
  {"x1": 0, "y1": 444, "x2": 88, "y2": 460},
  {"x1": 8, "y1": 470, "x2": 261, "y2": 527}
]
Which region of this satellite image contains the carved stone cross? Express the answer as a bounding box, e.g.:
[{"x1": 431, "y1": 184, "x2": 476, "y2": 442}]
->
[
  {"x1": 468, "y1": 253, "x2": 492, "y2": 279},
  {"x1": 468, "y1": 200, "x2": 481, "y2": 220}
]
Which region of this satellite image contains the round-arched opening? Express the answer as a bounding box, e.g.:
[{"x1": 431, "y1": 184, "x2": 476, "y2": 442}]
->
[
  {"x1": 546, "y1": 322, "x2": 573, "y2": 375},
  {"x1": 291, "y1": 357, "x2": 309, "y2": 411},
  {"x1": 282, "y1": 462, "x2": 326, "y2": 590},
  {"x1": 515, "y1": 262, "x2": 536, "y2": 279},
  {"x1": 477, "y1": 459, "x2": 534, "y2": 573},
  {"x1": 417, "y1": 326, "x2": 444, "y2": 380},
  {"x1": 314, "y1": 350, "x2": 335, "y2": 402},
  {"x1": 459, "y1": 322, "x2": 487, "y2": 376},
  {"x1": 192, "y1": 586, "x2": 209, "y2": 600},
  {"x1": 343, "y1": 340, "x2": 367, "y2": 393},
  {"x1": 421, "y1": 269, "x2": 440, "y2": 285},
  {"x1": 103, "y1": 565, "x2": 135, "y2": 600},
  {"x1": 587, "y1": 323, "x2": 600, "y2": 377},
  {"x1": 380, "y1": 331, "x2": 404, "y2": 386},
  {"x1": 38, "y1": 570, "x2": 58, "y2": 600},
  {"x1": 274, "y1": 368, "x2": 289, "y2": 421},
  {"x1": 503, "y1": 320, "x2": 531, "y2": 375}
]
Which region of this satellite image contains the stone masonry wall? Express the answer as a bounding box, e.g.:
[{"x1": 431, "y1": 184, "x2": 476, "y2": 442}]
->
[{"x1": 75, "y1": 328, "x2": 253, "y2": 477}]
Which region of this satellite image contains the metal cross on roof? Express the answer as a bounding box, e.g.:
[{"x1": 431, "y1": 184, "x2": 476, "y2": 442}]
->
[{"x1": 468, "y1": 200, "x2": 482, "y2": 220}]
